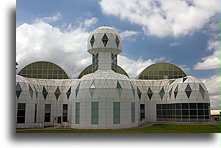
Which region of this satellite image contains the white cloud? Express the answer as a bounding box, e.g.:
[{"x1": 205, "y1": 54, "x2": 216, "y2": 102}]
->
[
  {"x1": 118, "y1": 55, "x2": 154, "y2": 78},
  {"x1": 16, "y1": 20, "x2": 92, "y2": 78},
  {"x1": 201, "y1": 74, "x2": 220, "y2": 110},
  {"x1": 169, "y1": 42, "x2": 180, "y2": 47},
  {"x1": 119, "y1": 30, "x2": 139, "y2": 39},
  {"x1": 82, "y1": 17, "x2": 98, "y2": 28},
  {"x1": 99, "y1": 0, "x2": 219, "y2": 37},
  {"x1": 194, "y1": 40, "x2": 220, "y2": 70},
  {"x1": 16, "y1": 16, "x2": 156, "y2": 79},
  {"x1": 35, "y1": 12, "x2": 62, "y2": 22}
]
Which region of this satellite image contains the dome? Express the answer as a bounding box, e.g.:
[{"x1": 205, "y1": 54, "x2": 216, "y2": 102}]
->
[
  {"x1": 137, "y1": 62, "x2": 186, "y2": 80},
  {"x1": 18, "y1": 61, "x2": 70, "y2": 79},
  {"x1": 87, "y1": 26, "x2": 122, "y2": 55}
]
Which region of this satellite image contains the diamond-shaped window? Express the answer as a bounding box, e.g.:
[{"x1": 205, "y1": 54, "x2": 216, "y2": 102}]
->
[
  {"x1": 89, "y1": 80, "x2": 96, "y2": 98},
  {"x1": 174, "y1": 85, "x2": 178, "y2": 99},
  {"x1": 102, "y1": 33, "x2": 108, "y2": 47},
  {"x1": 115, "y1": 35, "x2": 120, "y2": 48},
  {"x1": 147, "y1": 87, "x2": 153, "y2": 100},
  {"x1": 16, "y1": 83, "x2": 22, "y2": 99},
  {"x1": 199, "y1": 84, "x2": 205, "y2": 98},
  {"x1": 169, "y1": 87, "x2": 172, "y2": 98},
  {"x1": 137, "y1": 87, "x2": 142, "y2": 100},
  {"x1": 185, "y1": 84, "x2": 192, "y2": 98},
  {"x1": 75, "y1": 83, "x2": 80, "y2": 97},
  {"x1": 54, "y1": 87, "x2": 61, "y2": 100},
  {"x1": 90, "y1": 35, "x2": 95, "y2": 47},
  {"x1": 29, "y1": 85, "x2": 33, "y2": 99},
  {"x1": 159, "y1": 87, "x2": 165, "y2": 100},
  {"x1": 183, "y1": 77, "x2": 187, "y2": 82},
  {"x1": 42, "y1": 86, "x2": 48, "y2": 100},
  {"x1": 66, "y1": 87, "x2": 71, "y2": 99}
]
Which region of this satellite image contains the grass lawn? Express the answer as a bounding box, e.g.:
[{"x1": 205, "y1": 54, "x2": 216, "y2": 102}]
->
[{"x1": 16, "y1": 124, "x2": 220, "y2": 133}]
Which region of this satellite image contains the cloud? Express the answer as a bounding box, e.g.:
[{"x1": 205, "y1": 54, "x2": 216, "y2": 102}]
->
[
  {"x1": 16, "y1": 20, "x2": 92, "y2": 78},
  {"x1": 169, "y1": 42, "x2": 180, "y2": 47},
  {"x1": 16, "y1": 16, "x2": 155, "y2": 79},
  {"x1": 99, "y1": 0, "x2": 219, "y2": 37},
  {"x1": 194, "y1": 39, "x2": 220, "y2": 70},
  {"x1": 35, "y1": 12, "x2": 62, "y2": 22},
  {"x1": 201, "y1": 74, "x2": 220, "y2": 110},
  {"x1": 118, "y1": 55, "x2": 154, "y2": 78},
  {"x1": 119, "y1": 30, "x2": 139, "y2": 39},
  {"x1": 81, "y1": 17, "x2": 98, "y2": 28}
]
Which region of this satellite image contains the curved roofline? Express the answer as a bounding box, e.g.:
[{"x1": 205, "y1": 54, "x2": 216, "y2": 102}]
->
[
  {"x1": 78, "y1": 64, "x2": 129, "y2": 79},
  {"x1": 18, "y1": 60, "x2": 70, "y2": 79},
  {"x1": 137, "y1": 62, "x2": 186, "y2": 80}
]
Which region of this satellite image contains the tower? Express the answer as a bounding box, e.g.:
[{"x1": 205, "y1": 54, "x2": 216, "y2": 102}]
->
[{"x1": 87, "y1": 26, "x2": 122, "y2": 72}]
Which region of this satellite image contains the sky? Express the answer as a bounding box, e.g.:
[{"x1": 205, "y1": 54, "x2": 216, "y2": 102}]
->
[{"x1": 16, "y1": 0, "x2": 220, "y2": 109}]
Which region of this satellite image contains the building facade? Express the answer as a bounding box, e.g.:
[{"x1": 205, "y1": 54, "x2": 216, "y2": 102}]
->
[{"x1": 16, "y1": 26, "x2": 211, "y2": 129}]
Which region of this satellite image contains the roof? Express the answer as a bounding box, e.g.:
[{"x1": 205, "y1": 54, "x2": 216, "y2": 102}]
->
[
  {"x1": 137, "y1": 62, "x2": 186, "y2": 80},
  {"x1": 78, "y1": 64, "x2": 129, "y2": 79},
  {"x1": 18, "y1": 61, "x2": 70, "y2": 79}
]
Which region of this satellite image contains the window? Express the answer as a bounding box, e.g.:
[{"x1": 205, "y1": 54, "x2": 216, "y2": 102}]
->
[
  {"x1": 116, "y1": 80, "x2": 123, "y2": 98},
  {"x1": 89, "y1": 80, "x2": 96, "y2": 98},
  {"x1": 111, "y1": 53, "x2": 117, "y2": 72},
  {"x1": 147, "y1": 87, "x2": 153, "y2": 100},
  {"x1": 185, "y1": 84, "x2": 192, "y2": 98},
  {"x1": 75, "y1": 83, "x2": 80, "y2": 97},
  {"x1": 44, "y1": 104, "x2": 51, "y2": 122},
  {"x1": 159, "y1": 87, "x2": 165, "y2": 100},
  {"x1": 66, "y1": 87, "x2": 71, "y2": 99},
  {"x1": 17, "y1": 103, "x2": 26, "y2": 123},
  {"x1": 113, "y1": 102, "x2": 120, "y2": 124},
  {"x1": 16, "y1": 83, "x2": 22, "y2": 99},
  {"x1": 42, "y1": 86, "x2": 48, "y2": 100},
  {"x1": 54, "y1": 87, "x2": 61, "y2": 100},
  {"x1": 199, "y1": 84, "x2": 205, "y2": 98},
  {"x1": 102, "y1": 33, "x2": 108, "y2": 47},
  {"x1": 115, "y1": 35, "x2": 120, "y2": 47},
  {"x1": 174, "y1": 85, "x2": 178, "y2": 99},
  {"x1": 140, "y1": 104, "x2": 145, "y2": 121},
  {"x1": 92, "y1": 53, "x2": 98, "y2": 72},
  {"x1": 131, "y1": 102, "x2": 135, "y2": 123},
  {"x1": 34, "y1": 104, "x2": 37, "y2": 123},
  {"x1": 137, "y1": 87, "x2": 142, "y2": 100},
  {"x1": 63, "y1": 104, "x2": 68, "y2": 122},
  {"x1": 90, "y1": 35, "x2": 95, "y2": 47},
  {"x1": 75, "y1": 102, "x2": 80, "y2": 124},
  {"x1": 91, "y1": 102, "x2": 99, "y2": 124},
  {"x1": 29, "y1": 85, "x2": 33, "y2": 98}
]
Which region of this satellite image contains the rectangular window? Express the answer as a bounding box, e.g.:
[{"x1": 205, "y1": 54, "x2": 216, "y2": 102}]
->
[
  {"x1": 34, "y1": 104, "x2": 37, "y2": 123},
  {"x1": 63, "y1": 104, "x2": 68, "y2": 122},
  {"x1": 44, "y1": 104, "x2": 51, "y2": 122},
  {"x1": 131, "y1": 102, "x2": 135, "y2": 123},
  {"x1": 17, "y1": 103, "x2": 26, "y2": 123},
  {"x1": 113, "y1": 102, "x2": 120, "y2": 124},
  {"x1": 91, "y1": 102, "x2": 99, "y2": 124},
  {"x1": 140, "y1": 104, "x2": 145, "y2": 121},
  {"x1": 75, "y1": 102, "x2": 80, "y2": 124}
]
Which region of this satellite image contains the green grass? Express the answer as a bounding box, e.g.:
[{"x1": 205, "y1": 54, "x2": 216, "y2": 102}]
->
[{"x1": 16, "y1": 124, "x2": 220, "y2": 133}]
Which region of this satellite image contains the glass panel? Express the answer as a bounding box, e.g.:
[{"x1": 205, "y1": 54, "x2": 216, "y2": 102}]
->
[
  {"x1": 113, "y1": 102, "x2": 120, "y2": 124},
  {"x1": 75, "y1": 102, "x2": 80, "y2": 124},
  {"x1": 91, "y1": 102, "x2": 99, "y2": 124}
]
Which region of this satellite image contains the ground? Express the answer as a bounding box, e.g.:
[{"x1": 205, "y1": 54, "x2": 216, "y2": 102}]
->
[{"x1": 16, "y1": 123, "x2": 220, "y2": 133}]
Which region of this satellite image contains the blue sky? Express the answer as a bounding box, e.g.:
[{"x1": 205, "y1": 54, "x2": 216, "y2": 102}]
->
[{"x1": 16, "y1": 0, "x2": 220, "y2": 109}]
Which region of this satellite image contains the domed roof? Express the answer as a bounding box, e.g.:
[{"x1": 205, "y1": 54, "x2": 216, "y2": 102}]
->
[
  {"x1": 137, "y1": 62, "x2": 186, "y2": 80},
  {"x1": 87, "y1": 26, "x2": 122, "y2": 54}
]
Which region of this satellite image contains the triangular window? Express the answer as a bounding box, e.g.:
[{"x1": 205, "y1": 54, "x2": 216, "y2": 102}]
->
[
  {"x1": 66, "y1": 87, "x2": 71, "y2": 99},
  {"x1": 75, "y1": 83, "x2": 80, "y2": 97},
  {"x1": 29, "y1": 85, "x2": 33, "y2": 99},
  {"x1": 115, "y1": 35, "x2": 120, "y2": 47},
  {"x1": 199, "y1": 84, "x2": 205, "y2": 98},
  {"x1": 137, "y1": 87, "x2": 142, "y2": 100},
  {"x1": 174, "y1": 85, "x2": 178, "y2": 99}
]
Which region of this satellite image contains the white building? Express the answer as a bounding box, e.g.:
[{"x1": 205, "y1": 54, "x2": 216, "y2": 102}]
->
[{"x1": 16, "y1": 26, "x2": 211, "y2": 129}]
